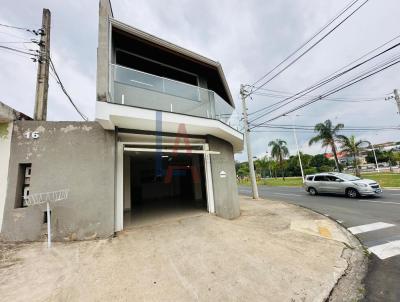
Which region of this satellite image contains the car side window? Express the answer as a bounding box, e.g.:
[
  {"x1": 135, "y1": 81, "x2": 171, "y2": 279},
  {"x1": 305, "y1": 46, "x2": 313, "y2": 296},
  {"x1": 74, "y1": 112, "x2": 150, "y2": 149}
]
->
[
  {"x1": 306, "y1": 176, "x2": 314, "y2": 181},
  {"x1": 327, "y1": 176, "x2": 338, "y2": 182},
  {"x1": 314, "y1": 176, "x2": 324, "y2": 181}
]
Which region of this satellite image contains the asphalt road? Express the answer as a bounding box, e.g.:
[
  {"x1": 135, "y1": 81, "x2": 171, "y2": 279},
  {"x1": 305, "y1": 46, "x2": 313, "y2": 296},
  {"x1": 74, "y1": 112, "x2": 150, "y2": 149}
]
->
[{"x1": 238, "y1": 185, "x2": 400, "y2": 302}]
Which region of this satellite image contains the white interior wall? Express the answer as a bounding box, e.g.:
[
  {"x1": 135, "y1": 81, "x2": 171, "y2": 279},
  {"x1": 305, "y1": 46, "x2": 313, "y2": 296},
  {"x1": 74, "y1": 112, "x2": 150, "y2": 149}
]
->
[{"x1": 123, "y1": 154, "x2": 131, "y2": 210}]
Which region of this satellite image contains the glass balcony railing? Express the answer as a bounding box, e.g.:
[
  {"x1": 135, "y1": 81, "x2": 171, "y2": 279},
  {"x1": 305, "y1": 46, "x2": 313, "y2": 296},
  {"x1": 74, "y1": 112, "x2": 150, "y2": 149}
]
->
[{"x1": 109, "y1": 64, "x2": 242, "y2": 132}]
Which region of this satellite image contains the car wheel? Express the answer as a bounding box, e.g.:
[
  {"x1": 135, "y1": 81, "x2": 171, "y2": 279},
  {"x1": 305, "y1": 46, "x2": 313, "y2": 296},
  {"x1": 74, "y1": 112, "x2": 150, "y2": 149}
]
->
[
  {"x1": 346, "y1": 188, "x2": 359, "y2": 198},
  {"x1": 308, "y1": 187, "x2": 318, "y2": 196}
]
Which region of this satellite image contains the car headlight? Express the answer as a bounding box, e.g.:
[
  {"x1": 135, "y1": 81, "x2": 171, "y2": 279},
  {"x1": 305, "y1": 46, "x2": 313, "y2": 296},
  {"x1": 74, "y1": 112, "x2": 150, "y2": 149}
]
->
[{"x1": 354, "y1": 183, "x2": 368, "y2": 187}]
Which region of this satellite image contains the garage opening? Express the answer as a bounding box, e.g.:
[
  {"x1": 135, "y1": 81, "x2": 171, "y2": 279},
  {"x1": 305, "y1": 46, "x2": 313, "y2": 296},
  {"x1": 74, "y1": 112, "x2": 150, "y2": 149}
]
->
[{"x1": 123, "y1": 151, "x2": 208, "y2": 227}]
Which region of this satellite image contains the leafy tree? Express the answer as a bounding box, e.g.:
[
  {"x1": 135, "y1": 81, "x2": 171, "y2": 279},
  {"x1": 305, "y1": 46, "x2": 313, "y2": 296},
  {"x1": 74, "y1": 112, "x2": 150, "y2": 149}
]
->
[
  {"x1": 365, "y1": 150, "x2": 387, "y2": 164},
  {"x1": 365, "y1": 150, "x2": 400, "y2": 168},
  {"x1": 338, "y1": 135, "x2": 367, "y2": 177},
  {"x1": 304, "y1": 167, "x2": 318, "y2": 175},
  {"x1": 254, "y1": 156, "x2": 274, "y2": 178},
  {"x1": 268, "y1": 139, "x2": 289, "y2": 180},
  {"x1": 309, "y1": 154, "x2": 335, "y2": 171},
  {"x1": 236, "y1": 162, "x2": 249, "y2": 178},
  {"x1": 309, "y1": 120, "x2": 344, "y2": 172}
]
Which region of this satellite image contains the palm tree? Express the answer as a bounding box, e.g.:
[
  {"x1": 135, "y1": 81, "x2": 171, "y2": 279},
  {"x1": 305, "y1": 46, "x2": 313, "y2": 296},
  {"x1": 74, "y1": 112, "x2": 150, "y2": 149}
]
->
[
  {"x1": 339, "y1": 135, "x2": 366, "y2": 177},
  {"x1": 268, "y1": 139, "x2": 289, "y2": 180},
  {"x1": 309, "y1": 120, "x2": 344, "y2": 172},
  {"x1": 254, "y1": 156, "x2": 270, "y2": 178}
]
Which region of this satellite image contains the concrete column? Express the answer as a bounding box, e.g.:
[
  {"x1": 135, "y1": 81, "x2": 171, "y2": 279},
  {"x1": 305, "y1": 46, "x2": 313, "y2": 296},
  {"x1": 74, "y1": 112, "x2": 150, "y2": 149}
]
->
[
  {"x1": 192, "y1": 155, "x2": 203, "y2": 201},
  {"x1": 96, "y1": 0, "x2": 113, "y2": 102},
  {"x1": 207, "y1": 135, "x2": 240, "y2": 219}
]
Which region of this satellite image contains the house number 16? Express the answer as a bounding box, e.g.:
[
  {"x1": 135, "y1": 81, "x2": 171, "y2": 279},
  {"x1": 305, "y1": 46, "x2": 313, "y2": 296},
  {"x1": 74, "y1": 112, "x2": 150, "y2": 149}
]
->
[{"x1": 24, "y1": 131, "x2": 40, "y2": 139}]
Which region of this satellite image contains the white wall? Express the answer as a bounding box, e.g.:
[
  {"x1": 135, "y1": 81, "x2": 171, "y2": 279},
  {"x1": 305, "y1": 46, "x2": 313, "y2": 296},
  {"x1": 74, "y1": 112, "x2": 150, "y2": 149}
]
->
[
  {"x1": 0, "y1": 122, "x2": 12, "y2": 232},
  {"x1": 123, "y1": 154, "x2": 131, "y2": 210}
]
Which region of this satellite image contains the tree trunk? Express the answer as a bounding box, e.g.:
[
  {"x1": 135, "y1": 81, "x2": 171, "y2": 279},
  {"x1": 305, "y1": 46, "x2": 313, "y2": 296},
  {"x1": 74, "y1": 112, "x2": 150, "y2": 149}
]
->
[
  {"x1": 354, "y1": 154, "x2": 360, "y2": 177},
  {"x1": 331, "y1": 143, "x2": 342, "y2": 172}
]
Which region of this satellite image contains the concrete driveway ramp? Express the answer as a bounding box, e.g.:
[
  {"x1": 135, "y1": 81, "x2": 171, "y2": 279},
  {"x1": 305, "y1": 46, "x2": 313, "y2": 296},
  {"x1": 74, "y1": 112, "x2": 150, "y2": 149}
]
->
[{"x1": 290, "y1": 219, "x2": 352, "y2": 245}]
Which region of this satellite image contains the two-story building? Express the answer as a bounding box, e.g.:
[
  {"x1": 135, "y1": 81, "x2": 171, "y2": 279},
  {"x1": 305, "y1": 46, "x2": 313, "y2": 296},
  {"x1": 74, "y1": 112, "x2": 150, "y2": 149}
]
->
[{"x1": 0, "y1": 0, "x2": 243, "y2": 241}]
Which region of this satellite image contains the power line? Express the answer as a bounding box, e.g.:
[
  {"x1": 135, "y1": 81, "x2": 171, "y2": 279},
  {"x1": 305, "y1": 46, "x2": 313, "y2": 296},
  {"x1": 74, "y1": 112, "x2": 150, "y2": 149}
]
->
[
  {"x1": 0, "y1": 40, "x2": 35, "y2": 44},
  {"x1": 248, "y1": 41, "x2": 400, "y2": 122},
  {"x1": 249, "y1": 42, "x2": 400, "y2": 120},
  {"x1": 0, "y1": 23, "x2": 42, "y2": 35},
  {"x1": 253, "y1": 123, "x2": 400, "y2": 129},
  {"x1": 247, "y1": 0, "x2": 369, "y2": 96},
  {"x1": 249, "y1": 0, "x2": 360, "y2": 88},
  {"x1": 255, "y1": 87, "x2": 395, "y2": 97},
  {"x1": 0, "y1": 44, "x2": 38, "y2": 57},
  {"x1": 251, "y1": 91, "x2": 386, "y2": 102},
  {"x1": 252, "y1": 128, "x2": 399, "y2": 133},
  {"x1": 257, "y1": 59, "x2": 400, "y2": 126},
  {"x1": 254, "y1": 126, "x2": 400, "y2": 131},
  {"x1": 248, "y1": 33, "x2": 400, "y2": 118},
  {"x1": 252, "y1": 57, "x2": 400, "y2": 127},
  {"x1": 49, "y1": 57, "x2": 88, "y2": 121}
]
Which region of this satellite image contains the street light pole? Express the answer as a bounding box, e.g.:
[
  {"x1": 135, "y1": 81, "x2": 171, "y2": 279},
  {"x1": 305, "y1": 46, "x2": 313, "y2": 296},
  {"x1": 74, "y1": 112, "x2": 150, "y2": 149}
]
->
[
  {"x1": 240, "y1": 85, "x2": 259, "y2": 199},
  {"x1": 394, "y1": 89, "x2": 400, "y2": 114},
  {"x1": 286, "y1": 114, "x2": 305, "y2": 182},
  {"x1": 370, "y1": 142, "x2": 380, "y2": 173}
]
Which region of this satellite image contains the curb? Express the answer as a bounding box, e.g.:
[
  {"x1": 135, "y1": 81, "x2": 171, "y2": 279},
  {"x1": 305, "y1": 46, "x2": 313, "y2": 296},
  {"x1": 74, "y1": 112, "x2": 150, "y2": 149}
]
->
[{"x1": 254, "y1": 197, "x2": 369, "y2": 302}]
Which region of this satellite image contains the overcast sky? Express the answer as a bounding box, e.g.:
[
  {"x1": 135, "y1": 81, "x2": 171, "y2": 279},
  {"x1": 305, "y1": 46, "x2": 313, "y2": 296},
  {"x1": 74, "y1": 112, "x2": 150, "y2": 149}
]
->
[{"x1": 1, "y1": 0, "x2": 399, "y2": 161}]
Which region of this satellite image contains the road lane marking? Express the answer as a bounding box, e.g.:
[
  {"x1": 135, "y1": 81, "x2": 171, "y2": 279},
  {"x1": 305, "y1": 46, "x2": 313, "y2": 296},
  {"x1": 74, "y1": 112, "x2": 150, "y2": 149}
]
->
[
  {"x1": 368, "y1": 240, "x2": 400, "y2": 260},
  {"x1": 357, "y1": 199, "x2": 400, "y2": 205},
  {"x1": 348, "y1": 222, "x2": 395, "y2": 235},
  {"x1": 272, "y1": 193, "x2": 302, "y2": 197}
]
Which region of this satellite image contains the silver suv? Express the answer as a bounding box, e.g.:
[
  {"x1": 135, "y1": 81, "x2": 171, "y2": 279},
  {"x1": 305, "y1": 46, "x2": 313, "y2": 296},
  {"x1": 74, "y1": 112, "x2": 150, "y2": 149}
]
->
[{"x1": 304, "y1": 172, "x2": 382, "y2": 198}]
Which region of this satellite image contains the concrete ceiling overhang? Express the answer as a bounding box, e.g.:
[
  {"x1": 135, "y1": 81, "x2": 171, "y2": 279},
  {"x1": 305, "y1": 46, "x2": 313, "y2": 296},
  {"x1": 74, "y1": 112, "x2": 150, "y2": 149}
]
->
[{"x1": 96, "y1": 101, "x2": 243, "y2": 152}]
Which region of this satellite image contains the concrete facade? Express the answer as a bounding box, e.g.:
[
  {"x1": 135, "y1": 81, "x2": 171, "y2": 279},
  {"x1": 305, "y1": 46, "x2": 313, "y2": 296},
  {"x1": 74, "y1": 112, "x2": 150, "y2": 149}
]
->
[
  {"x1": 0, "y1": 1, "x2": 243, "y2": 242},
  {"x1": 0, "y1": 122, "x2": 13, "y2": 233},
  {"x1": 96, "y1": 0, "x2": 113, "y2": 102},
  {"x1": 0, "y1": 121, "x2": 115, "y2": 241},
  {"x1": 0, "y1": 102, "x2": 31, "y2": 233},
  {"x1": 208, "y1": 135, "x2": 240, "y2": 219}
]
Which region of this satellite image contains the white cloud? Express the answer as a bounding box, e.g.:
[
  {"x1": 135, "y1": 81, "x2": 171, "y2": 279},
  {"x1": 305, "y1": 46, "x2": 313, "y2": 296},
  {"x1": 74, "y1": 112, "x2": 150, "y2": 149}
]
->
[{"x1": 1, "y1": 0, "x2": 399, "y2": 160}]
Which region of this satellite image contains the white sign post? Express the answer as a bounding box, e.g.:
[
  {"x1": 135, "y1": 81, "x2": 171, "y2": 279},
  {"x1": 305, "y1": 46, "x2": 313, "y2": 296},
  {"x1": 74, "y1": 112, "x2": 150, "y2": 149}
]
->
[
  {"x1": 26, "y1": 189, "x2": 69, "y2": 248},
  {"x1": 46, "y1": 202, "x2": 51, "y2": 247}
]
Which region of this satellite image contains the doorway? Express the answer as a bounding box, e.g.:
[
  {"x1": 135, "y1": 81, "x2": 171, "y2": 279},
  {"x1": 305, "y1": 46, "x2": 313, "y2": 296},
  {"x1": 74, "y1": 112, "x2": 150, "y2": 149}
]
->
[{"x1": 123, "y1": 151, "x2": 208, "y2": 227}]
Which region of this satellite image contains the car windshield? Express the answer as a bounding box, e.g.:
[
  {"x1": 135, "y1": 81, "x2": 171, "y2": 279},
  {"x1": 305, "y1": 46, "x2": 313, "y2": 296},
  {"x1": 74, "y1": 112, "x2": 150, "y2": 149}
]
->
[{"x1": 336, "y1": 173, "x2": 360, "y2": 181}]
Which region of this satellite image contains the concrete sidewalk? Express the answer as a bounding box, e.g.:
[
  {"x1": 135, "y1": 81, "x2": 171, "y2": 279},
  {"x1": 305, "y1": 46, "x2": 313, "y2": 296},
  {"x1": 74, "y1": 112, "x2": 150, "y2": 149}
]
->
[{"x1": 0, "y1": 197, "x2": 366, "y2": 302}]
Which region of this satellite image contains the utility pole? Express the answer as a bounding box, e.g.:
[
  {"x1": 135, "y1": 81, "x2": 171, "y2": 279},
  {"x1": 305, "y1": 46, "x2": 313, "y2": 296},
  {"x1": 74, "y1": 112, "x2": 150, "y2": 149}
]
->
[
  {"x1": 394, "y1": 89, "x2": 400, "y2": 115},
  {"x1": 240, "y1": 85, "x2": 259, "y2": 199},
  {"x1": 34, "y1": 8, "x2": 51, "y2": 121}
]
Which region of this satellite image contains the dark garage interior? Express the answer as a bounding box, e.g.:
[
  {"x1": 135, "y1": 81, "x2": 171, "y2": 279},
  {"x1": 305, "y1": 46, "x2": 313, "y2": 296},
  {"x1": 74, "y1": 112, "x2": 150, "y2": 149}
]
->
[{"x1": 124, "y1": 152, "x2": 207, "y2": 226}]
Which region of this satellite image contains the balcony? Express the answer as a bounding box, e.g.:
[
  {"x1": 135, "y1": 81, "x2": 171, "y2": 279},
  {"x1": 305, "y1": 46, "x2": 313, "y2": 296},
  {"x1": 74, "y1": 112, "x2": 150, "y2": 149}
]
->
[{"x1": 109, "y1": 64, "x2": 241, "y2": 131}]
